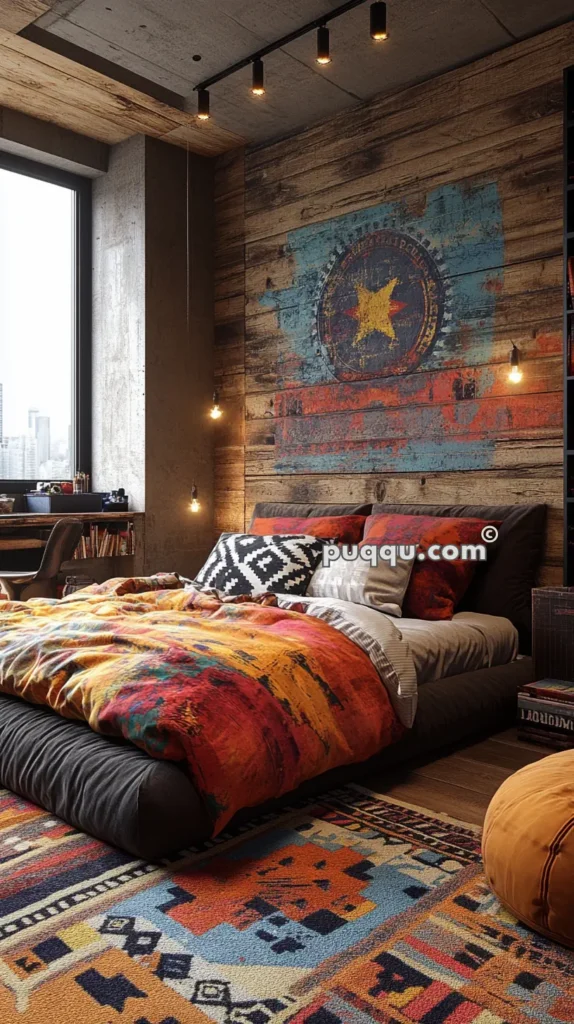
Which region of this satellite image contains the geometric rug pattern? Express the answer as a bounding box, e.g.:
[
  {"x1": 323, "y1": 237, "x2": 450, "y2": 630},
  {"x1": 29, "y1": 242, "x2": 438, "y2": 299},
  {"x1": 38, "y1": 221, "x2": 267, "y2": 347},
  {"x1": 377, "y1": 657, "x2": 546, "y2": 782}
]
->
[{"x1": 1, "y1": 784, "x2": 573, "y2": 1023}]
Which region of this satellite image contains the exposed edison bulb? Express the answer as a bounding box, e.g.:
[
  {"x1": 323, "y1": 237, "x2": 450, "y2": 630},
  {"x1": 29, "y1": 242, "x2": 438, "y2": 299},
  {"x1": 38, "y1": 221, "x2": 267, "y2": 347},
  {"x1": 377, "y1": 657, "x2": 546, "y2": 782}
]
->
[
  {"x1": 190, "y1": 485, "x2": 200, "y2": 513},
  {"x1": 210, "y1": 391, "x2": 222, "y2": 419},
  {"x1": 508, "y1": 344, "x2": 522, "y2": 384}
]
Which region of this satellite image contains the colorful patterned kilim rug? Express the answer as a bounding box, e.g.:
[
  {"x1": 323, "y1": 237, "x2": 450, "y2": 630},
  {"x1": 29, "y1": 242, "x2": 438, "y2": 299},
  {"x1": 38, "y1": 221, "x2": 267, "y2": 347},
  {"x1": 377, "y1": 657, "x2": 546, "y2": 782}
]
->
[{"x1": 0, "y1": 784, "x2": 573, "y2": 1024}]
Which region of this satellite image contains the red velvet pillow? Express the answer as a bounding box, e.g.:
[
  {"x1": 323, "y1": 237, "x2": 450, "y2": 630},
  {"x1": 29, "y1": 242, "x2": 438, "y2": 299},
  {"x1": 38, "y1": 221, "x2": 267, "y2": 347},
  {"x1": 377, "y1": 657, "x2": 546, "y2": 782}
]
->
[
  {"x1": 363, "y1": 513, "x2": 501, "y2": 620},
  {"x1": 250, "y1": 515, "x2": 366, "y2": 544}
]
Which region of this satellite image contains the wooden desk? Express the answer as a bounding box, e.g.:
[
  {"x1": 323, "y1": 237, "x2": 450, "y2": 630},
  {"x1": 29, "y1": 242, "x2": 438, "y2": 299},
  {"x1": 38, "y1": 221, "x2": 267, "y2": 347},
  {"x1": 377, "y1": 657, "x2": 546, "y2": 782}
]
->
[
  {"x1": 0, "y1": 512, "x2": 143, "y2": 526},
  {"x1": 0, "y1": 512, "x2": 144, "y2": 579}
]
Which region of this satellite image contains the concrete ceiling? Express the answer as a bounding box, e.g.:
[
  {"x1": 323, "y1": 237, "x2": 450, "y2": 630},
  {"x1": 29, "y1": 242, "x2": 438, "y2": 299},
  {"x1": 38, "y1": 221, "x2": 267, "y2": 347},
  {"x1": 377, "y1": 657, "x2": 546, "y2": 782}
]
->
[{"x1": 36, "y1": 0, "x2": 574, "y2": 144}]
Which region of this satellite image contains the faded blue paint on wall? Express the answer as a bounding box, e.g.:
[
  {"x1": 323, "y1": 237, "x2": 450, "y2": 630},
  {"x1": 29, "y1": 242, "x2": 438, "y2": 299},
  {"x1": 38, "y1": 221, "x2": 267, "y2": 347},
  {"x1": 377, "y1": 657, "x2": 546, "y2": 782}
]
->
[{"x1": 274, "y1": 438, "x2": 498, "y2": 475}]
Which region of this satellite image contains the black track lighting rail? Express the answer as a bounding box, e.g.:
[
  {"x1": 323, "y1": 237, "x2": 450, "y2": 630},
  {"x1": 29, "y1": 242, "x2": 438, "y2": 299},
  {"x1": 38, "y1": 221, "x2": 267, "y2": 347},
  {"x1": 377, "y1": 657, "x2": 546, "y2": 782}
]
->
[{"x1": 194, "y1": 0, "x2": 370, "y2": 93}]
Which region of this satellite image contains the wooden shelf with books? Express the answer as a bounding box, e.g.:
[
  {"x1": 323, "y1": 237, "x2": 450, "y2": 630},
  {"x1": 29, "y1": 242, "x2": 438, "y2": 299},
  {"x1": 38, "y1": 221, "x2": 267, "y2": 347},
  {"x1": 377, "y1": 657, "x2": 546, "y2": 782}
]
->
[
  {"x1": 73, "y1": 521, "x2": 135, "y2": 559},
  {"x1": 0, "y1": 512, "x2": 145, "y2": 582}
]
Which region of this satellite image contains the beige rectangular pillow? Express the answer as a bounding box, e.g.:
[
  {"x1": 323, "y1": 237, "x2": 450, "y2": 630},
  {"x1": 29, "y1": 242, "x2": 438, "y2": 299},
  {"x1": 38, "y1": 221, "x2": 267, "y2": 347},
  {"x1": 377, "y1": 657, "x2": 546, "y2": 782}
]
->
[{"x1": 307, "y1": 549, "x2": 414, "y2": 616}]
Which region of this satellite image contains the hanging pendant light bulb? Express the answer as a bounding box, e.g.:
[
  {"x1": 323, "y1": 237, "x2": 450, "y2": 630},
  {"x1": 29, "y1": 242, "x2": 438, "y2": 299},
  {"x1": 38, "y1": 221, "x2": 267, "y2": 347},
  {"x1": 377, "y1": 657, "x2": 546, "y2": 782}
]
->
[
  {"x1": 251, "y1": 57, "x2": 265, "y2": 96},
  {"x1": 197, "y1": 88, "x2": 210, "y2": 120},
  {"x1": 190, "y1": 483, "x2": 200, "y2": 513},
  {"x1": 316, "y1": 25, "x2": 331, "y2": 64},
  {"x1": 370, "y1": 2, "x2": 388, "y2": 40},
  {"x1": 210, "y1": 390, "x2": 223, "y2": 419},
  {"x1": 508, "y1": 344, "x2": 523, "y2": 384}
]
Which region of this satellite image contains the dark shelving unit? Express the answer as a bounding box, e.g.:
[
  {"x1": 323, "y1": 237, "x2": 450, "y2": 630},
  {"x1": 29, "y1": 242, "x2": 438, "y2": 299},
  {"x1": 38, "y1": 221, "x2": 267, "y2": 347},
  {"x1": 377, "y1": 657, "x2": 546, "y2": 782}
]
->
[{"x1": 565, "y1": 67, "x2": 574, "y2": 583}]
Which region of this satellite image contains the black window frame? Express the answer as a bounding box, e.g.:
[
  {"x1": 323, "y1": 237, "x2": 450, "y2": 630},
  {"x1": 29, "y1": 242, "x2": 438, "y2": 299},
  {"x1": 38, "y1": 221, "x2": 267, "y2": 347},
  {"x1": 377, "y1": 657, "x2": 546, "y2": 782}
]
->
[{"x1": 0, "y1": 151, "x2": 92, "y2": 493}]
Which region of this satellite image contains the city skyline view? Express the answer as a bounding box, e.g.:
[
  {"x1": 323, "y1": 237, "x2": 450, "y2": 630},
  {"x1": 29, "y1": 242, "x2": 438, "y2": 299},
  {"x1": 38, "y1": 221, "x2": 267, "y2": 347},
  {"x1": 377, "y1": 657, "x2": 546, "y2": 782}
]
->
[
  {"x1": 0, "y1": 383, "x2": 70, "y2": 479},
  {"x1": 0, "y1": 166, "x2": 75, "y2": 479}
]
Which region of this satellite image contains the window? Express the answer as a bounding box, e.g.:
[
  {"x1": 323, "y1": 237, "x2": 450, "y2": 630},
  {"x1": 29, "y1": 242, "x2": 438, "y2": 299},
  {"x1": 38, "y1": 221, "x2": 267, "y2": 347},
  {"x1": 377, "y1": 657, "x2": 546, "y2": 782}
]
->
[{"x1": 0, "y1": 153, "x2": 91, "y2": 490}]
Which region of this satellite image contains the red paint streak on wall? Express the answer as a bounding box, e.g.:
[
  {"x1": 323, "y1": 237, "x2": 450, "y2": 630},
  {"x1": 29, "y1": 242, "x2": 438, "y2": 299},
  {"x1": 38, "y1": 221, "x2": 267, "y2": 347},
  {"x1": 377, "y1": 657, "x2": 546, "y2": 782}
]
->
[
  {"x1": 535, "y1": 332, "x2": 562, "y2": 356},
  {"x1": 275, "y1": 391, "x2": 562, "y2": 448},
  {"x1": 274, "y1": 359, "x2": 560, "y2": 420}
]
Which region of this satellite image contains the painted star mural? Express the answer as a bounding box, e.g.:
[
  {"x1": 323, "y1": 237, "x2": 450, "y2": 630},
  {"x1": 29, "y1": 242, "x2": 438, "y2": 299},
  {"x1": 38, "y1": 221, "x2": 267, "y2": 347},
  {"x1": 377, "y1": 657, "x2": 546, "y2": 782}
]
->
[
  {"x1": 347, "y1": 278, "x2": 407, "y2": 346},
  {"x1": 258, "y1": 181, "x2": 512, "y2": 474},
  {"x1": 316, "y1": 227, "x2": 449, "y2": 380}
]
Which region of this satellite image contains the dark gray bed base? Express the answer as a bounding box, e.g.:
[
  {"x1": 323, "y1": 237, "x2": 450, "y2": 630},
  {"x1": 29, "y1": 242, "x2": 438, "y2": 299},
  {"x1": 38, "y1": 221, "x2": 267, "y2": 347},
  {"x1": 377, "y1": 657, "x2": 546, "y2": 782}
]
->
[{"x1": 0, "y1": 657, "x2": 534, "y2": 860}]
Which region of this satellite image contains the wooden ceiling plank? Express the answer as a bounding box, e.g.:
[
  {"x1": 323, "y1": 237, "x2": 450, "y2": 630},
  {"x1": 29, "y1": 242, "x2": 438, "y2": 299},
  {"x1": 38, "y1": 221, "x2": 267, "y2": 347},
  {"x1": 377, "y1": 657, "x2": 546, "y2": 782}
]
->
[
  {"x1": 0, "y1": 1, "x2": 53, "y2": 34},
  {"x1": 0, "y1": 28, "x2": 245, "y2": 153},
  {"x1": 0, "y1": 79, "x2": 131, "y2": 145},
  {"x1": 0, "y1": 28, "x2": 183, "y2": 125},
  {"x1": 158, "y1": 122, "x2": 242, "y2": 157},
  {"x1": 162, "y1": 122, "x2": 247, "y2": 155},
  {"x1": 0, "y1": 43, "x2": 181, "y2": 137}
]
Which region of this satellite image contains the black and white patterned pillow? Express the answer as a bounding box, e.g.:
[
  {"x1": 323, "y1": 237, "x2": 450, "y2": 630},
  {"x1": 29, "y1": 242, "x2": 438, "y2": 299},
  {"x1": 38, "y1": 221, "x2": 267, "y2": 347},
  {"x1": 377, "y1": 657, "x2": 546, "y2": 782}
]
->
[{"x1": 195, "y1": 533, "x2": 324, "y2": 596}]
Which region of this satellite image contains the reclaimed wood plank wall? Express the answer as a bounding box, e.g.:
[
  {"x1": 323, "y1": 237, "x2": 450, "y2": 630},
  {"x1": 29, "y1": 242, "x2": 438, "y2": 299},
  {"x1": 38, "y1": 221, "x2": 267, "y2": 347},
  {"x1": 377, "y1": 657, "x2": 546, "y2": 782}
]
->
[{"x1": 215, "y1": 22, "x2": 572, "y2": 585}]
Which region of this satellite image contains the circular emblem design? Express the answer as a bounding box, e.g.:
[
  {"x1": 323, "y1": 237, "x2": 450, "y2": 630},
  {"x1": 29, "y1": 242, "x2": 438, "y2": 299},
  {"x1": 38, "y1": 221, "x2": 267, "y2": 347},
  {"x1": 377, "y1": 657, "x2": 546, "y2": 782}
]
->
[{"x1": 316, "y1": 228, "x2": 448, "y2": 381}]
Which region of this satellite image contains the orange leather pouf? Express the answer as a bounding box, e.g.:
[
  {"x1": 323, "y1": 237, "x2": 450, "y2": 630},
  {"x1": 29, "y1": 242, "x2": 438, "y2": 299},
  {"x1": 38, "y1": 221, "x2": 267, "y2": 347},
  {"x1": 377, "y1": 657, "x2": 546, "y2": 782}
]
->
[{"x1": 482, "y1": 749, "x2": 574, "y2": 947}]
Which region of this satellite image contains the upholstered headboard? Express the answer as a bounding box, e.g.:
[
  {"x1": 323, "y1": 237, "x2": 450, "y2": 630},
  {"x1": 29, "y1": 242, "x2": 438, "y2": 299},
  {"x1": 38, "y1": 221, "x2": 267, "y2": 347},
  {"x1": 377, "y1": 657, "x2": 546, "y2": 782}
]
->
[
  {"x1": 249, "y1": 502, "x2": 373, "y2": 520},
  {"x1": 249, "y1": 500, "x2": 547, "y2": 653}
]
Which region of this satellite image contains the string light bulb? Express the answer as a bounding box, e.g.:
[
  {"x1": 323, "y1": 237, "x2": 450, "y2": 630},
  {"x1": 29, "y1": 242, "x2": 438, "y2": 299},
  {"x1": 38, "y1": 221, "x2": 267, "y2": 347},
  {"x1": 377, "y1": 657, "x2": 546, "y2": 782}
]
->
[
  {"x1": 210, "y1": 390, "x2": 222, "y2": 419},
  {"x1": 190, "y1": 483, "x2": 200, "y2": 513},
  {"x1": 508, "y1": 344, "x2": 523, "y2": 384},
  {"x1": 251, "y1": 58, "x2": 265, "y2": 96},
  {"x1": 197, "y1": 88, "x2": 210, "y2": 120},
  {"x1": 316, "y1": 25, "x2": 331, "y2": 64},
  {"x1": 370, "y1": 1, "x2": 388, "y2": 40}
]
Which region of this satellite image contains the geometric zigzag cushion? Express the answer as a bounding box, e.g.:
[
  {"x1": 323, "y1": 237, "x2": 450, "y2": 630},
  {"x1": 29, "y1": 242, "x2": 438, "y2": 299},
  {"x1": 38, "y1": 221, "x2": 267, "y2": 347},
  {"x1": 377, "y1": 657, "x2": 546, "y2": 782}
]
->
[{"x1": 194, "y1": 533, "x2": 325, "y2": 596}]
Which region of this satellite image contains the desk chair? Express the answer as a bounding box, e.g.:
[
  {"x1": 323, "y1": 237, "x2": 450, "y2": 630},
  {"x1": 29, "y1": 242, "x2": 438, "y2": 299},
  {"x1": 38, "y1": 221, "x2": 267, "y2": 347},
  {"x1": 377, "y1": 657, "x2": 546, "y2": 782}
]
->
[{"x1": 0, "y1": 518, "x2": 83, "y2": 601}]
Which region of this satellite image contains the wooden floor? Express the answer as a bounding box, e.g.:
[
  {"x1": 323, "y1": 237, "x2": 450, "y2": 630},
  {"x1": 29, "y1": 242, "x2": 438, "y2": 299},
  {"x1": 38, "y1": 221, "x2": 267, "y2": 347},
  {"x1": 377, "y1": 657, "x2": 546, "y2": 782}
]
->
[{"x1": 367, "y1": 729, "x2": 556, "y2": 826}]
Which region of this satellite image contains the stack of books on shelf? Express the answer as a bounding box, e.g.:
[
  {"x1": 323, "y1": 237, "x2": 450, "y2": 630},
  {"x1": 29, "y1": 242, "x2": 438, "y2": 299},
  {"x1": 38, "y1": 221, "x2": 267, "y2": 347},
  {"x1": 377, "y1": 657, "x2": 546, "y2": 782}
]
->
[
  {"x1": 73, "y1": 523, "x2": 134, "y2": 559},
  {"x1": 517, "y1": 679, "x2": 574, "y2": 749}
]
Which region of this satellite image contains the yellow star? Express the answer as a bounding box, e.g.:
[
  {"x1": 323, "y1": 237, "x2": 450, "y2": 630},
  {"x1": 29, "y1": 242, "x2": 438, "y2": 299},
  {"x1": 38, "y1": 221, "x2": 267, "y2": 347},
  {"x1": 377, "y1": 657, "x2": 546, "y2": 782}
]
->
[{"x1": 350, "y1": 278, "x2": 404, "y2": 344}]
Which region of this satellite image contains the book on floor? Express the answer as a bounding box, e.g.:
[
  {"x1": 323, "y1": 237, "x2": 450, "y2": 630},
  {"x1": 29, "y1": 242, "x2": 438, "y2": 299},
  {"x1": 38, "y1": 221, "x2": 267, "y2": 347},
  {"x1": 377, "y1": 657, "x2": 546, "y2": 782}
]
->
[
  {"x1": 517, "y1": 690, "x2": 574, "y2": 749},
  {"x1": 520, "y1": 678, "x2": 574, "y2": 705}
]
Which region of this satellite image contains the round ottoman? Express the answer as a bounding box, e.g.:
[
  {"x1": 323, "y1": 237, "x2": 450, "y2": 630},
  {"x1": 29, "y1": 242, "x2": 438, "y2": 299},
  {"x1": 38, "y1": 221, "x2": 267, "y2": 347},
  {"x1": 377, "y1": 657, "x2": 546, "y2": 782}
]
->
[{"x1": 483, "y1": 749, "x2": 574, "y2": 947}]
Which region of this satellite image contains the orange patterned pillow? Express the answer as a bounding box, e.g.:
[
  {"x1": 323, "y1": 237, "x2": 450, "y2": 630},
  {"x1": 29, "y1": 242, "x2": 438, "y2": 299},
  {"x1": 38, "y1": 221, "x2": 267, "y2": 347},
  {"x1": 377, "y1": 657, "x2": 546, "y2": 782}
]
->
[
  {"x1": 363, "y1": 513, "x2": 500, "y2": 620},
  {"x1": 250, "y1": 515, "x2": 366, "y2": 545}
]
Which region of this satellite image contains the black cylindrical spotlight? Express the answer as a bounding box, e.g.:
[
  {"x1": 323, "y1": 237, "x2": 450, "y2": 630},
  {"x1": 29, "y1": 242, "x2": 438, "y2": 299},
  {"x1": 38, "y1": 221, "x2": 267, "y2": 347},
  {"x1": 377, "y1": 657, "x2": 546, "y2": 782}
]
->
[
  {"x1": 316, "y1": 24, "x2": 331, "y2": 65},
  {"x1": 197, "y1": 88, "x2": 210, "y2": 120},
  {"x1": 370, "y1": 1, "x2": 388, "y2": 40},
  {"x1": 251, "y1": 57, "x2": 265, "y2": 96}
]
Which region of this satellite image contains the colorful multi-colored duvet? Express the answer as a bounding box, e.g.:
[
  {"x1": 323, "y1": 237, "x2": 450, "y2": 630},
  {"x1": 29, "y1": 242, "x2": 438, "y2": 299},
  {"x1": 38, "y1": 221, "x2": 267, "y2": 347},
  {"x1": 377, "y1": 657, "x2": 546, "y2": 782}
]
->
[{"x1": 0, "y1": 576, "x2": 405, "y2": 833}]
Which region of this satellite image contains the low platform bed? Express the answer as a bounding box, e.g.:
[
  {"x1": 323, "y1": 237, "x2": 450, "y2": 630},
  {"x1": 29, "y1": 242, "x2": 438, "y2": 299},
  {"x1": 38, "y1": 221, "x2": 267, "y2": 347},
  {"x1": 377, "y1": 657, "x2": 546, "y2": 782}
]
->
[
  {"x1": 0, "y1": 501, "x2": 545, "y2": 859},
  {"x1": 0, "y1": 657, "x2": 534, "y2": 859}
]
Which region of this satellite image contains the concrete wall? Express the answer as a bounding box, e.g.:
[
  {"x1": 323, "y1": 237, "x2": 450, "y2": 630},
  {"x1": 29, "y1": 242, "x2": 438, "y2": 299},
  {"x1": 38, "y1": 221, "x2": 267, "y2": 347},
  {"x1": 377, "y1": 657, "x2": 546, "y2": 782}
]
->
[
  {"x1": 92, "y1": 136, "x2": 146, "y2": 516},
  {"x1": 92, "y1": 136, "x2": 215, "y2": 578}
]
